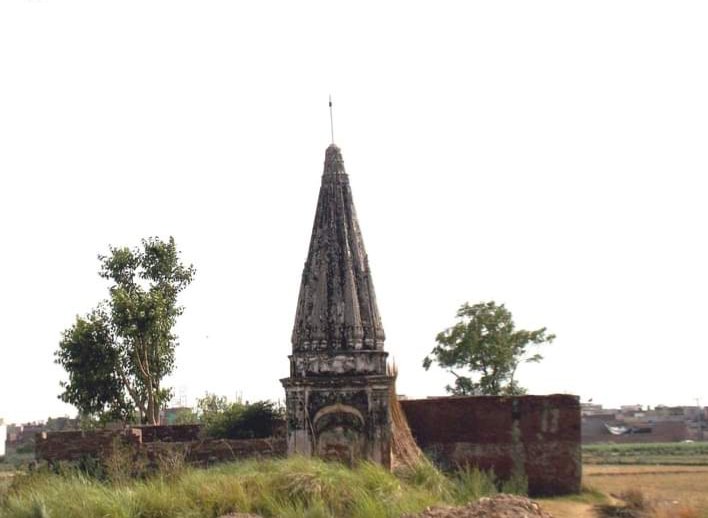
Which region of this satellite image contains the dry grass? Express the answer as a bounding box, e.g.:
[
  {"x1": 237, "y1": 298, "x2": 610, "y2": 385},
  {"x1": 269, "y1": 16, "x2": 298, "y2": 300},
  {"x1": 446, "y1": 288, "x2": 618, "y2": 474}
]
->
[
  {"x1": 585, "y1": 465, "x2": 708, "y2": 517},
  {"x1": 0, "y1": 473, "x2": 14, "y2": 498},
  {"x1": 388, "y1": 362, "x2": 425, "y2": 471},
  {"x1": 537, "y1": 499, "x2": 598, "y2": 517},
  {"x1": 538, "y1": 466, "x2": 708, "y2": 518}
]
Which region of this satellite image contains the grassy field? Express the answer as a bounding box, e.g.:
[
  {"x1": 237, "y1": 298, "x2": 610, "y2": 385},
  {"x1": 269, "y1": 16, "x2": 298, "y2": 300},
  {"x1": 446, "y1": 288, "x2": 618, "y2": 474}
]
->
[
  {"x1": 0, "y1": 445, "x2": 35, "y2": 475},
  {"x1": 0, "y1": 456, "x2": 506, "y2": 518},
  {"x1": 583, "y1": 442, "x2": 708, "y2": 465},
  {"x1": 3, "y1": 444, "x2": 708, "y2": 517},
  {"x1": 0, "y1": 455, "x2": 34, "y2": 474}
]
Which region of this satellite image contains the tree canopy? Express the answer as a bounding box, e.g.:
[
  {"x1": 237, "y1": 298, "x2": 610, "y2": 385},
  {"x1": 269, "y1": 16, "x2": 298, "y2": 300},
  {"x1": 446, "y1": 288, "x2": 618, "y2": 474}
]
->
[
  {"x1": 55, "y1": 237, "x2": 195, "y2": 424},
  {"x1": 423, "y1": 301, "x2": 555, "y2": 396}
]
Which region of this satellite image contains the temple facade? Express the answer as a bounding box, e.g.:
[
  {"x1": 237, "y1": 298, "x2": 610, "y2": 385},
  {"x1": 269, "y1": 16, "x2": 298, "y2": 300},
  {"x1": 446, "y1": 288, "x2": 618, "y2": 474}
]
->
[{"x1": 281, "y1": 144, "x2": 393, "y2": 467}]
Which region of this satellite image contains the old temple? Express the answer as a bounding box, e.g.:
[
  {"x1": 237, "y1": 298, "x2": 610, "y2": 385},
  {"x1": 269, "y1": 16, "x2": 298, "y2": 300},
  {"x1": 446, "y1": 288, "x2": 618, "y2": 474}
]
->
[{"x1": 281, "y1": 143, "x2": 393, "y2": 467}]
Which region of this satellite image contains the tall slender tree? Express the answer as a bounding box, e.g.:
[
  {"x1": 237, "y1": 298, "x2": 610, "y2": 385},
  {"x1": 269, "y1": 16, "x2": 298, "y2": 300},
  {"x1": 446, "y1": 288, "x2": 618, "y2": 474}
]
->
[{"x1": 56, "y1": 237, "x2": 195, "y2": 424}]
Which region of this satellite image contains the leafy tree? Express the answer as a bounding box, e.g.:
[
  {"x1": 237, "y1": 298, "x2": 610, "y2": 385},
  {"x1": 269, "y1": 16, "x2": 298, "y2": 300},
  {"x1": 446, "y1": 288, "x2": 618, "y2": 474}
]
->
[
  {"x1": 195, "y1": 392, "x2": 239, "y2": 430},
  {"x1": 423, "y1": 301, "x2": 555, "y2": 396},
  {"x1": 55, "y1": 237, "x2": 195, "y2": 424}
]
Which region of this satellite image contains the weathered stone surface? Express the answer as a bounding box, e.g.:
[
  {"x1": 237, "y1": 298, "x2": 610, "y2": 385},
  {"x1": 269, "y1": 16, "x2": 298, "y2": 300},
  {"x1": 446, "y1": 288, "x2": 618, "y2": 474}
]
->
[
  {"x1": 282, "y1": 144, "x2": 393, "y2": 467},
  {"x1": 290, "y1": 144, "x2": 385, "y2": 354}
]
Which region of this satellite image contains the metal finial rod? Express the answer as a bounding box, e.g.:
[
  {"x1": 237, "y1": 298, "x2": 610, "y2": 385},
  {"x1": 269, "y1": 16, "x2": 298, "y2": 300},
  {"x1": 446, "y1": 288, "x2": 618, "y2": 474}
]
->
[{"x1": 329, "y1": 95, "x2": 334, "y2": 144}]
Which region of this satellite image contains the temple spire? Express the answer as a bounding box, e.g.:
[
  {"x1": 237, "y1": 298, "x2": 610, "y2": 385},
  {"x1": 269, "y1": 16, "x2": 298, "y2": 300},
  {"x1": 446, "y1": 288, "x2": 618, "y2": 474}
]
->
[
  {"x1": 323, "y1": 143, "x2": 346, "y2": 175},
  {"x1": 291, "y1": 144, "x2": 386, "y2": 352},
  {"x1": 282, "y1": 141, "x2": 392, "y2": 468}
]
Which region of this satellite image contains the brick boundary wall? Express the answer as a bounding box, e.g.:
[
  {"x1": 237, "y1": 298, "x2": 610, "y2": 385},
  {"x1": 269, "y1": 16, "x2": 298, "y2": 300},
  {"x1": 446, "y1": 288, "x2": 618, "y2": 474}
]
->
[
  {"x1": 135, "y1": 424, "x2": 202, "y2": 443},
  {"x1": 35, "y1": 429, "x2": 142, "y2": 463},
  {"x1": 400, "y1": 395, "x2": 581, "y2": 496},
  {"x1": 144, "y1": 437, "x2": 286, "y2": 466},
  {"x1": 35, "y1": 426, "x2": 286, "y2": 466}
]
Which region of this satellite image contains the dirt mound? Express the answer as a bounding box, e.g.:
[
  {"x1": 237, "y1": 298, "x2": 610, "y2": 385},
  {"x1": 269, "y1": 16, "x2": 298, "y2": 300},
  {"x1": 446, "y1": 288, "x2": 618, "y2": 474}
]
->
[{"x1": 403, "y1": 494, "x2": 554, "y2": 518}]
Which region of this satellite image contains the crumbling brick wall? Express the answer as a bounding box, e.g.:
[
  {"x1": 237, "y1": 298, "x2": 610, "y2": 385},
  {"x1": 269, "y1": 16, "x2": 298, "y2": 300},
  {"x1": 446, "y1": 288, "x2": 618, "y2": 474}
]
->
[
  {"x1": 35, "y1": 429, "x2": 142, "y2": 463},
  {"x1": 145, "y1": 437, "x2": 286, "y2": 466},
  {"x1": 400, "y1": 395, "x2": 581, "y2": 496},
  {"x1": 136, "y1": 424, "x2": 202, "y2": 443},
  {"x1": 35, "y1": 426, "x2": 286, "y2": 466}
]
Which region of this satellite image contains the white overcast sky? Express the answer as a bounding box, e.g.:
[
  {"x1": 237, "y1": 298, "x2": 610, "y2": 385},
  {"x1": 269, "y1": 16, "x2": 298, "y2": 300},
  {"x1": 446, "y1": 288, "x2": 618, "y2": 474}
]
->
[{"x1": 1, "y1": 1, "x2": 707, "y2": 424}]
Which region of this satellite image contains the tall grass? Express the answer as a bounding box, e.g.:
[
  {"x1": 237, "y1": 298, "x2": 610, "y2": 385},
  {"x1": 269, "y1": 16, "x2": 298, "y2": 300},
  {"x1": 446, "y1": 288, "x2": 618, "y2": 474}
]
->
[{"x1": 0, "y1": 457, "x2": 502, "y2": 518}]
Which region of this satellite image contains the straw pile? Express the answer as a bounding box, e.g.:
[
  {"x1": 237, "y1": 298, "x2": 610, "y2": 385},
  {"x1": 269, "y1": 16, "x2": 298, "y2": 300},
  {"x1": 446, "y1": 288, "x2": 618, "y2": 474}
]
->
[{"x1": 388, "y1": 361, "x2": 425, "y2": 470}]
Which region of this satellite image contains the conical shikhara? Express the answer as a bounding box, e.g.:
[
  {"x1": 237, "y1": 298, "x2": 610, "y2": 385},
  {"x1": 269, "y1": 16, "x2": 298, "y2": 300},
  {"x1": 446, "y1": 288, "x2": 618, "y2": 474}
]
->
[{"x1": 282, "y1": 144, "x2": 394, "y2": 467}]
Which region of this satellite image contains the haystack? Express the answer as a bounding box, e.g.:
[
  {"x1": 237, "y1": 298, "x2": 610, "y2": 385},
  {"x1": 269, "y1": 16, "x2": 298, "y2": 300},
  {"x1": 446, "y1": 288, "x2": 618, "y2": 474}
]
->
[{"x1": 388, "y1": 362, "x2": 425, "y2": 470}]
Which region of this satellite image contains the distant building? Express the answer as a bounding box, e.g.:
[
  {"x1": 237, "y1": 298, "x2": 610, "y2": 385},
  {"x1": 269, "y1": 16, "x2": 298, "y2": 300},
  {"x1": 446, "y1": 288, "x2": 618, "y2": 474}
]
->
[
  {"x1": 619, "y1": 404, "x2": 644, "y2": 416},
  {"x1": 6, "y1": 422, "x2": 45, "y2": 446},
  {"x1": 580, "y1": 403, "x2": 603, "y2": 415}
]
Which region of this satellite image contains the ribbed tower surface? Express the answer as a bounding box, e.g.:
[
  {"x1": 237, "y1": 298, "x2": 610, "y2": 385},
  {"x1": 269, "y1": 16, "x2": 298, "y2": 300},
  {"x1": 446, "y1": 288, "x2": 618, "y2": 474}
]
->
[
  {"x1": 282, "y1": 143, "x2": 392, "y2": 467},
  {"x1": 291, "y1": 144, "x2": 386, "y2": 353}
]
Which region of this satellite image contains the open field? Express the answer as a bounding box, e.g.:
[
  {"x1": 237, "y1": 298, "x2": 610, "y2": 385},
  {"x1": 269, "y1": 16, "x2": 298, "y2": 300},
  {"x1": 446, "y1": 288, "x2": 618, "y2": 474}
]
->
[
  {"x1": 585, "y1": 464, "x2": 708, "y2": 516},
  {"x1": 538, "y1": 465, "x2": 708, "y2": 518},
  {"x1": 583, "y1": 442, "x2": 708, "y2": 465}
]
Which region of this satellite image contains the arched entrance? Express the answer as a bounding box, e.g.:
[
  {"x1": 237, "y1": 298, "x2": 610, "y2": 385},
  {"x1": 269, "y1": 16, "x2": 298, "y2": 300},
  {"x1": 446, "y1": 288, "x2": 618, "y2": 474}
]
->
[{"x1": 313, "y1": 403, "x2": 365, "y2": 465}]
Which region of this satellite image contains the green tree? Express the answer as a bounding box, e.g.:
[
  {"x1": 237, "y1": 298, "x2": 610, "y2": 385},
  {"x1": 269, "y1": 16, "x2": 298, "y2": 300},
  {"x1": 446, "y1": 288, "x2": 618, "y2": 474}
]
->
[
  {"x1": 423, "y1": 301, "x2": 555, "y2": 396},
  {"x1": 195, "y1": 392, "x2": 236, "y2": 429},
  {"x1": 55, "y1": 237, "x2": 195, "y2": 424}
]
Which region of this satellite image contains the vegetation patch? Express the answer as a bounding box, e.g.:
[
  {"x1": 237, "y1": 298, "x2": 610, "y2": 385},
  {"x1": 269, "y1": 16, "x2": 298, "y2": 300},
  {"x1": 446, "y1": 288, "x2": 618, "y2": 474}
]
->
[
  {"x1": 0, "y1": 457, "x2": 506, "y2": 518},
  {"x1": 583, "y1": 442, "x2": 708, "y2": 465}
]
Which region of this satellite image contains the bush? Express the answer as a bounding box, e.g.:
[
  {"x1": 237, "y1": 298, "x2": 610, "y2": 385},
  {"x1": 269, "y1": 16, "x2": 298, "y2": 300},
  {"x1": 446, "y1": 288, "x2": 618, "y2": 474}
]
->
[{"x1": 205, "y1": 400, "x2": 284, "y2": 440}]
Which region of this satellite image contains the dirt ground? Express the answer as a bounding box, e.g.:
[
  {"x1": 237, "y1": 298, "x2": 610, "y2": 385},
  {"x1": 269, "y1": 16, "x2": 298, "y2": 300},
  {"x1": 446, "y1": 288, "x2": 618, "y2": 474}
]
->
[
  {"x1": 538, "y1": 465, "x2": 708, "y2": 518},
  {"x1": 402, "y1": 495, "x2": 553, "y2": 517},
  {"x1": 536, "y1": 500, "x2": 597, "y2": 518}
]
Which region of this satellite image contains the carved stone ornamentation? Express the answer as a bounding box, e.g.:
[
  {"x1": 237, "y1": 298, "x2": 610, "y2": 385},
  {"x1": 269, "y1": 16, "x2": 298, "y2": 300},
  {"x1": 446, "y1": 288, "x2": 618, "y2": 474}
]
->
[{"x1": 281, "y1": 144, "x2": 393, "y2": 467}]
